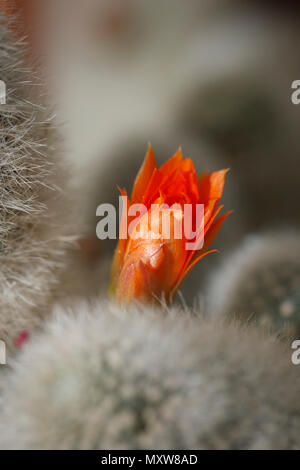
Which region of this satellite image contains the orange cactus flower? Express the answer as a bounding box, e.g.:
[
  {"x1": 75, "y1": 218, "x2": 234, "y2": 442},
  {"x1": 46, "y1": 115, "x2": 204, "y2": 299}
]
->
[{"x1": 110, "y1": 146, "x2": 231, "y2": 305}]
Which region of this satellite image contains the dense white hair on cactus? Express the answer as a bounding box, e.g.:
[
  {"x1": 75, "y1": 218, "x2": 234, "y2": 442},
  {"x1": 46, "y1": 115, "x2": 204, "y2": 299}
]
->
[
  {"x1": 0, "y1": 300, "x2": 299, "y2": 450},
  {"x1": 0, "y1": 13, "x2": 74, "y2": 349},
  {"x1": 206, "y1": 231, "x2": 300, "y2": 335}
]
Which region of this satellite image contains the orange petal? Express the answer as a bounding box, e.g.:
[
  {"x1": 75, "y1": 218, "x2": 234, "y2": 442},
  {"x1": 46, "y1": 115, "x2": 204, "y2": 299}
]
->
[
  {"x1": 209, "y1": 169, "x2": 229, "y2": 201},
  {"x1": 141, "y1": 168, "x2": 162, "y2": 207},
  {"x1": 188, "y1": 210, "x2": 232, "y2": 270},
  {"x1": 131, "y1": 145, "x2": 157, "y2": 204},
  {"x1": 171, "y1": 211, "x2": 231, "y2": 295},
  {"x1": 198, "y1": 171, "x2": 209, "y2": 186},
  {"x1": 175, "y1": 206, "x2": 230, "y2": 290},
  {"x1": 181, "y1": 157, "x2": 195, "y2": 173},
  {"x1": 184, "y1": 203, "x2": 224, "y2": 270},
  {"x1": 114, "y1": 260, "x2": 152, "y2": 304},
  {"x1": 203, "y1": 199, "x2": 218, "y2": 227},
  {"x1": 198, "y1": 169, "x2": 229, "y2": 206},
  {"x1": 182, "y1": 158, "x2": 199, "y2": 202},
  {"x1": 159, "y1": 148, "x2": 183, "y2": 178}
]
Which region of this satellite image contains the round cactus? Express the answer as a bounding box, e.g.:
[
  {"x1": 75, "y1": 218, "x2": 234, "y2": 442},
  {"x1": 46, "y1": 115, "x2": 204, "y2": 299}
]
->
[
  {"x1": 206, "y1": 231, "x2": 300, "y2": 338},
  {"x1": 1, "y1": 300, "x2": 299, "y2": 450}
]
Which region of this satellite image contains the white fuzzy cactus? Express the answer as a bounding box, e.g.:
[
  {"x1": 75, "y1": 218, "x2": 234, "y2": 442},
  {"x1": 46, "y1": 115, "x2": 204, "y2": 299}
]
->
[
  {"x1": 206, "y1": 231, "x2": 300, "y2": 337},
  {"x1": 0, "y1": 300, "x2": 299, "y2": 450},
  {"x1": 0, "y1": 13, "x2": 73, "y2": 349}
]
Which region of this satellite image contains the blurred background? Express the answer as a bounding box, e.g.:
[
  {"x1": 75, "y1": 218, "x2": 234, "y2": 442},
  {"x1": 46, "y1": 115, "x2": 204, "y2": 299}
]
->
[{"x1": 11, "y1": 0, "x2": 300, "y2": 321}]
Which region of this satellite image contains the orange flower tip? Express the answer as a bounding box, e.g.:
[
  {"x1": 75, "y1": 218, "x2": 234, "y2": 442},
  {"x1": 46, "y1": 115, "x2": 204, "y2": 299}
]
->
[
  {"x1": 117, "y1": 185, "x2": 128, "y2": 196},
  {"x1": 131, "y1": 145, "x2": 157, "y2": 203},
  {"x1": 174, "y1": 147, "x2": 184, "y2": 160}
]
